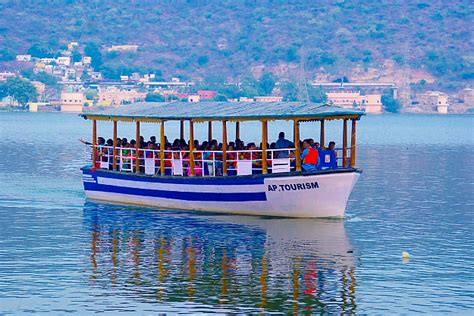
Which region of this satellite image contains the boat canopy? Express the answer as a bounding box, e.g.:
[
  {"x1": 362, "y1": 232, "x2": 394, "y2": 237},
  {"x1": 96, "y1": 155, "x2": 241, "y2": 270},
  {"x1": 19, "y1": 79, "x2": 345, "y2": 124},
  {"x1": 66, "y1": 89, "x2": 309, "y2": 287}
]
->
[{"x1": 80, "y1": 101, "x2": 364, "y2": 122}]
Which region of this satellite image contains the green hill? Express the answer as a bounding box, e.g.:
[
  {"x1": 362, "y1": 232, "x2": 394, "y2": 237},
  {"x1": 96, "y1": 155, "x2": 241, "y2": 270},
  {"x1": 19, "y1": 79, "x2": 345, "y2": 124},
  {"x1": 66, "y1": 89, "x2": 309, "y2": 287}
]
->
[{"x1": 0, "y1": 0, "x2": 472, "y2": 90}]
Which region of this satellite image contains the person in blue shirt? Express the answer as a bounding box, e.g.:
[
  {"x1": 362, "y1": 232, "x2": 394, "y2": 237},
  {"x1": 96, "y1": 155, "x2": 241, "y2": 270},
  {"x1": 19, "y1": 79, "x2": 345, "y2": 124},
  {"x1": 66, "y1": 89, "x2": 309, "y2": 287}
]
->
[{"x1": 275, "y1": 132, "x2": 294, "y2": 158}]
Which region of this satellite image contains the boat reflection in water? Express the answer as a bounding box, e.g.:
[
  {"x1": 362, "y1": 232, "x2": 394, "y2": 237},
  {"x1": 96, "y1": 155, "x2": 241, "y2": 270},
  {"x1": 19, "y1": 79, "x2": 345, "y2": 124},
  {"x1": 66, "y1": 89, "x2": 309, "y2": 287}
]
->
[{"x1": 84, "y1": 203, "x2": 357, "y2": 314}]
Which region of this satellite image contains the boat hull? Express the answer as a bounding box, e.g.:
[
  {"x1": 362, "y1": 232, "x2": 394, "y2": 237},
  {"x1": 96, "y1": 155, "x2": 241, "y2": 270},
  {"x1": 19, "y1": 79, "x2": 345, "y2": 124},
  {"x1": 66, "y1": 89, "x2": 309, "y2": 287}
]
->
[{"x1": 82, "y1": 168, "x2": 361, "y2": 218}]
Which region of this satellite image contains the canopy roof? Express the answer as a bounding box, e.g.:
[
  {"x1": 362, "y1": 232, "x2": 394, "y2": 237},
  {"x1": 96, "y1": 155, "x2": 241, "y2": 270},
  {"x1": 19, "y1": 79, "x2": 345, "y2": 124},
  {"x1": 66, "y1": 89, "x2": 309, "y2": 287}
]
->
[{"x1": 80, "y1": 101, "x2": 364, "y2": 122}]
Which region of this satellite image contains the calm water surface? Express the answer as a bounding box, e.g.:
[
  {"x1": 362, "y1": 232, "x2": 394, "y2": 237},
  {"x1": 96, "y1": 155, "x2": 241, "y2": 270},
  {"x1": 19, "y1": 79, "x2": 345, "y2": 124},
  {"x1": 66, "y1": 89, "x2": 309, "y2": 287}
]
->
[{"x1": 0, "y1": 113, "x2": 473, "y2": 314}]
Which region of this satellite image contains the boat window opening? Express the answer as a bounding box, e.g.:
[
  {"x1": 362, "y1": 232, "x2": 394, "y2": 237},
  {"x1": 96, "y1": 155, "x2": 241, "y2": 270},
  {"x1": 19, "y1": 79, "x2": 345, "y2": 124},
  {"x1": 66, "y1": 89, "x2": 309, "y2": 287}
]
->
[{"x1": 85, "y1": 144, "x2": 353, "y2": 176}]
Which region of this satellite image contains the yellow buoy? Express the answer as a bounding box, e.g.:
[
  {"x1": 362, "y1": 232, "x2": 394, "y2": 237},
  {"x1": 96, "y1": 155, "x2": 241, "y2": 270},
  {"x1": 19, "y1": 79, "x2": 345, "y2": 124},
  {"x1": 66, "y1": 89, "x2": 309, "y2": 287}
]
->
[{"x1": 402, "y1": 251, "x2": 411, "y2": 259}]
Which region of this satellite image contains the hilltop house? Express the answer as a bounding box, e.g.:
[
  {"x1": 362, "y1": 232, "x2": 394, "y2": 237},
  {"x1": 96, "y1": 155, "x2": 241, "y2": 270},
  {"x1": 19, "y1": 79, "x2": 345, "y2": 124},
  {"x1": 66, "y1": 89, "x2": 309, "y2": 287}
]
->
[
  {"x1": 16, "y1": 55, "x2": 32, "y2": 62},
  {"x1": 107, "y1": 45, "x2": 139, "y2": 52}
]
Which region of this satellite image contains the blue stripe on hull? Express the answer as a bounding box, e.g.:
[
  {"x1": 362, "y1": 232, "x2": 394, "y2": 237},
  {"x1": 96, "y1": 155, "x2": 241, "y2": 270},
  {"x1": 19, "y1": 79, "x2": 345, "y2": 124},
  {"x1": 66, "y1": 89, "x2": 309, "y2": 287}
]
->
[
  {"x1": 82, "y1": 168, "x2": 264, "y2": 186},
  {"x1": 84, "y1": 182, "x2": 267, "y2": 202}
]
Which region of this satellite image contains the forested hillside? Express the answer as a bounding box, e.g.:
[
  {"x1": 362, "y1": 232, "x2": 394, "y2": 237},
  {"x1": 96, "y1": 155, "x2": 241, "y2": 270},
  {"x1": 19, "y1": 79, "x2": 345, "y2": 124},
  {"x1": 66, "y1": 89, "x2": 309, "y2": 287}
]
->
[{"x1": 0, "y1": 0, "x2": 472, "y2": 90}]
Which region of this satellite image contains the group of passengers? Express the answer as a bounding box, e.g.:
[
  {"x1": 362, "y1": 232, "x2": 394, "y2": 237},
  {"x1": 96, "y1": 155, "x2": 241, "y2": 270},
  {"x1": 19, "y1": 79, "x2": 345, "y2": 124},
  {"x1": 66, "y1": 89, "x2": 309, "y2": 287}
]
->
[{"x1": 84, "y1": 131, "x2": 338, "y2": 175}]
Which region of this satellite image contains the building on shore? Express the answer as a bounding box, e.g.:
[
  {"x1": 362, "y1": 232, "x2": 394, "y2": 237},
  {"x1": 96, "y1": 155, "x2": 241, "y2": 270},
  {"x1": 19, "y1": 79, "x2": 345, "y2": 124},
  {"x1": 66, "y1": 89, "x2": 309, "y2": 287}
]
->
[
  {"x1": 254, "y1": 96, "x2": 283, "y2": 102},
  {"x1": 313, "y1": 81, "x2": 397, "y2": 98},
  {"x1": 238, "y1": 97, "x2": 254, "y2": 102},
  {"x1": 197, "y1": 90, "x2": 218, "y2": 100},
  {"x1": 327, "y1": 91, "x2": 382, "y2": 113},
  {"x1": 411, "y1": 91, "x2": 449, "y2": 114},
  {"x1": 97, "y1": 87, "x2": 146, "y2": 107},
  {"x1": 61, "y1": 91, "x2": 85, "y2": 112},
  {"x1": 188, "y1": 95, "x2": 201, "y2": 102},
  {"x1": 361, "y1": 94, "x2": 383, "y2": 114}
]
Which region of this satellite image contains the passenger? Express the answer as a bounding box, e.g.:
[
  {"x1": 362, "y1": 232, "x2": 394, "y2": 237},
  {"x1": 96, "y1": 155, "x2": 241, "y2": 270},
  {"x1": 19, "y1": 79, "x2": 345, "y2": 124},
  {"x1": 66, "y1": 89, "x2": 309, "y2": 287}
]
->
[
  {"x1": 227, "y1": 144, "x2": 237, "y2": 176},
  {"x1": 327, "y1": 141, "x2": 338, "y2": 169},
  {"x1": 164, "y1": 144, "x2": 173, "y2": 175},
  {"x1": 120, "y1": 138, "x2": 131, "y2": 171},
  {"x1": 193, "y1": 139, "x2": 203, "y2": 176},
  {"x1": 145, "y1": 142, "x2": 155, "y2": 158},
  {"x1": 235, "y1": 139, "x2": 244, "y2": 150},
  {"x1": 248, "y1": 143, "x2": 261, "y2": 173},
  {"x1": 150, "y1": 136, "x2": 157, "y2": 146},
  {"x1": 200, "y1": 141, "x2": 209, "y2": 151},
  {"x1": 275, "y1": 132, "x2": 294, "y2": 158},
  {"x1": 172, "y1": 139, "x2": 180, "y2": 150},
  {"x1": 105, "y1": 139, "x2": 114, "y2": 170},
  {"x1": 204, "y1": 142, "x2": 217, "y2": 176},
  {"x1": 301, "y1": 139, "x2": 318, "y2": 172}
]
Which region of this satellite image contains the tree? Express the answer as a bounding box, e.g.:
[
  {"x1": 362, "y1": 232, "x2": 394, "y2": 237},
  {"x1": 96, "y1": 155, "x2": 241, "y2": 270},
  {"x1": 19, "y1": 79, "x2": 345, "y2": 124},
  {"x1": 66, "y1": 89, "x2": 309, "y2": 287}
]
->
[
  {"x1": 308, "y1": 85, "x2": 327, "y2": 103},
  {"x1": 220, "y1": 84, "x2": 240, "y2": 100},
  {"x1": 85, "y1": 89, "x2": 98, "y2": 101},
  {"x1": 258, "y1": 72, "x2": 276, "y2": 95},
  {"x1": 29, "y1": 72, "x2": 58, "y2": 87},
  {"x1": 27, "y1": 44, "x2": 53, "y2": 58},
  {"x1": 4, "y1": 77, "x2": 38, "y2": 107},
  {"x1": 382, "y1": 94, "x2": 401, "y2": 113},
  {"x1": 0, "y1": 82, "x2": 7, "y2": 99},
  {"x1": 214, "y1": 94, "x2": 227, "y2": 101},
  {"x1": 0, "y1": 49, "x2": 15, "y2": 61},
  {"x1": 72, "y1": 50, "x2": 82, "y2": 63},
  {"x1": 84, "y1": 42, "x2": 103, "y2": 70},
  {"x1": 280, "y1": 80, "x2": 298, "y2": 101},
  {"x1": 240, "y1": 76, "x2": 259, "y2": 98},
  {"x1": 145, "y1": 93, "x2": 165, "y2": 102},
  {"x1": 197, "y1": 55, "x2": 209, "y2": 66}
]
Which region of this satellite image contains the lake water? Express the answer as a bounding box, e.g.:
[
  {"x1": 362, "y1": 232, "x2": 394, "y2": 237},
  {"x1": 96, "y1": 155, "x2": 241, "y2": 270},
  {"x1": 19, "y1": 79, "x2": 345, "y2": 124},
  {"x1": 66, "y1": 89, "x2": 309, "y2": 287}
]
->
[{"x1": 0, "y1": 112, "x2": 473, "y2": 314}]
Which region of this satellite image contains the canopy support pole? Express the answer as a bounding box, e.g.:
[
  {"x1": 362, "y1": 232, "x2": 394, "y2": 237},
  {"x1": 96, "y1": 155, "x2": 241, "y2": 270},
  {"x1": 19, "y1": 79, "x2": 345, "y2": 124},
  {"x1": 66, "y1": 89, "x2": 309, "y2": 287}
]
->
[
  {"x1": 135, "y1": 121, "x2": 140, "y2": 174},
  {"x1": 350, "y1": 119, "x2": 357, "y2": 167},
  {"x1": 320, "y1": 120, "x2": 325, "y2": 148},
  {"x1": 208, "y1": 121, "x2": 212, "y2": 142},
  {"x1": 180, "y1": 120, "x2": 184, "y2": 140},
  {"x1": 222, "y1": 120, "x2": 228, "y2": 176},
  {"x1": 113, "y1": 120, "x2": 117, "y2": 170},
  {"x1": 294, "y1": 120, "x2": 301, "y2": 172},
  {"x1": 235, "y1": 121, "x2": 240, "y2": 140},
  {"x1": 189, "y1": 120, "x2": 196, "y2": 176},
  {"x1": 342, "y1": 119, "x2": 348, "y2": 168},
  {"x1": 160, "y1": 120, "x2": 165, "y2": 175},
  {"x1": 261, "y1": 120, "x2": 268, "y2": 174},
  {"x1": 92, "y1": 120, "x2": 97, "y2": 167}
]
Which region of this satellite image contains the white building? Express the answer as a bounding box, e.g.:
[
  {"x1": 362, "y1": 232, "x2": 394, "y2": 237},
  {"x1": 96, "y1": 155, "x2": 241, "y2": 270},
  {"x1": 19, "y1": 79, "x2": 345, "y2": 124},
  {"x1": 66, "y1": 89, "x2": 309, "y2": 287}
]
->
[
  {"x1": 60, "y1": 91, "x2": 85, "y2": 112},
  {"x1": 56, "y1": 56, "x2": 71, "y2": 66},
  {"x1": 327, "y1": 90, "x2": 383, "y2": 114},
  {"x1": 16, "y1": 55, "x2": 32, "y2": 62}
]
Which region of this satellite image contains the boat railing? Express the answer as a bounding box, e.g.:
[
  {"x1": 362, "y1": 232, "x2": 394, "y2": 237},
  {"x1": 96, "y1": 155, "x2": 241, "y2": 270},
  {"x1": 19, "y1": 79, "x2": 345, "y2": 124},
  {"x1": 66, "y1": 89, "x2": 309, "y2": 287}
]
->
[{"x1": 86, "y1": 145, "x2": 352, "y2": 176}]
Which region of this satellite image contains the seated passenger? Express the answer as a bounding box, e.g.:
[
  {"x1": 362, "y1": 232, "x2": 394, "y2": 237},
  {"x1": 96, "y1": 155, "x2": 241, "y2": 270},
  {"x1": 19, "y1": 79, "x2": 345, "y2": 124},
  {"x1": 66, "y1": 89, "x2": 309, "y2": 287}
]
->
[
  {"x1": 327, "y1": 141, "x2": 338, "y2": 169},
  {"x1": 301, "y1": 139, "x2": 318, "y2": 172},
  {"x1": 318, "y1": 141, "x2": 338, "y2": 170},
  {"x1": 227, "y1": 144, "x2": 237, "y2": 176},
  {"x1": 275, "y1": 132, "x2": 294, "y2": 158}
]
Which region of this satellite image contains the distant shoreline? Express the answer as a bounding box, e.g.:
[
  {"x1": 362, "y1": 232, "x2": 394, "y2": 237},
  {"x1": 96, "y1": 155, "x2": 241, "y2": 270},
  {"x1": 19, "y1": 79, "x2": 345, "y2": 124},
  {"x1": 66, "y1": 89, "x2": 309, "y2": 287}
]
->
[{"x1": 1, "y1": 106, "x2": 473, "y2": 115}]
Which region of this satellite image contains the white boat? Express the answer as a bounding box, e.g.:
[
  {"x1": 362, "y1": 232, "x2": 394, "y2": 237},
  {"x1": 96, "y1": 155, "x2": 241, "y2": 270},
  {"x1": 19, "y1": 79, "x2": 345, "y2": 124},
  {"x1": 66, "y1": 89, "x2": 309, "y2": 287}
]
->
[{"x1": 81, "y1": 101, "x2": 363, "y2": 218}]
